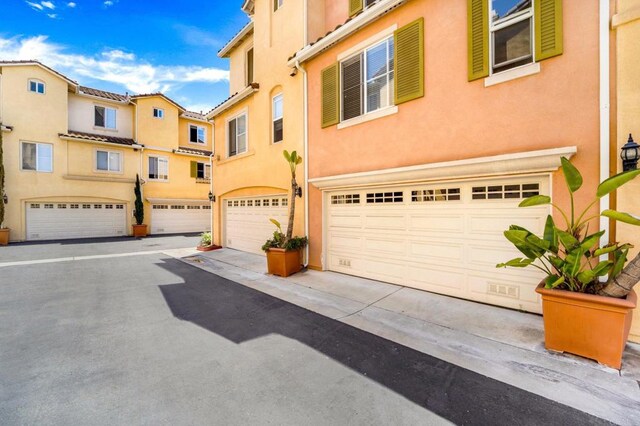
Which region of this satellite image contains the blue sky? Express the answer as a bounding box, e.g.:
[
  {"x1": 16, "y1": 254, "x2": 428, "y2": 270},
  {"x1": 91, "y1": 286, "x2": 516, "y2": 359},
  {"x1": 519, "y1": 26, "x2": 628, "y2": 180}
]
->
[{"x1": 0, "y1": 0, "x2": 249, "y2": 113}]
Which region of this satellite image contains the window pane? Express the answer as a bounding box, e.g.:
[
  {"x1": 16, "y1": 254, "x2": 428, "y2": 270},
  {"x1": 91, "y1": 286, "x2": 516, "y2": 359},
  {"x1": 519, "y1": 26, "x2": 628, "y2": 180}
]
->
[
  {"x1": 105, "y1": 108, "x2": 116, "y2": 129},
  {"x1": 237, "y1": 115, "x2": 247, "y2": 135},
  {"x1": 491, "y1": 0, "x2": 531, "y2": 22},
  {"x1": 22, "y1": 143, "x2": 36, "y2": 170},
  {"x1": 37, "y1": 83, "x2": 45, "y2": 93},
  {"x1": 274, "y1": 118, "x2": 283, "y2": 143},
  {"x1": 366, "y1": 42, "x2": 388, "y2": 81},
  {"x1": 109, "y1": 152, "x2": 121, "y2": 171},
  {"x1": 149, "y1": 157, "x2": 157, "y2": 179},
  {"x1": 228, "y1": 119, "x2": 237, "y2": 156},
  {"x1": 37, "y1": 144, "x2": 53, "y2": 172},
  {"x1": 95, "y1": 106, "x2": 105, "y2": 127},
  {"x1": 237, "y1": 133, "x2": 247, "y2": 154},
  {"x1": 159, "y1": 158, "x2": 168, "y2": 179},
  {"x1": 493, "y1": 18, "x2": 532, "y2": 71},
  {"x1": 97, "y1": 151, "x2": 109, "y2": 170},
  {"x1": 366, "y1": 75, "x2": 390, "y2": 112},
  {"x1": 205, "y1": 164, "x2": 211, "y2": 179},
  {"x1": 342, "y1": 55, "x2": 362, "y2": 120},
  {"x1": 190, "y1": 126, "x2": 198, "y2": 142},
  {"x1": 247, "y1": 48, "x2": 254, "y2": 85},
  {"x1": 273, "y1": 95, "x2": 283, "y2": 119},
  {"x1": 30, "y1": 81, "x2": 37, "y2": 92},
  {"x1": 197, "y1": 127, "x2": 205, "y2": 143}
]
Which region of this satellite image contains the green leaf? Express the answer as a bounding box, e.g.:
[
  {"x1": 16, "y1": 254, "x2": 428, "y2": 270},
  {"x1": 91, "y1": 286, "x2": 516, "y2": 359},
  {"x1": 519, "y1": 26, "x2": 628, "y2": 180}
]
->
[
  {"x1": 525, "y1": 234, "x2": 551, "y2": 251},
  {"x1": 602, "y1": 210, "x2": 640, "y2": 226},
  {"x1": 593, "y1": 244, "x2": 618, "y2": 257},
  {"x1": 563, "y1": 246, "x2": 587, "y2": 278},
  {"x1": 548, "y1": 255, "x2": 565, "y2": 270},
  {"x1": 580, "y1": 230, "x2": 605, "y2": 251},
  {"x1": 561, "y1": 157, "x2": 583, "y2": 193},
  {"x1": 592, "y1": 260, "x2": 613, "y2": 276},
  {"x1": 519, "y1": 195, "x2": 551, "y2": 208},
  {"x1": 596, "y1": 169, "x2": 640, "y2": 198},
  {"x1": 269, "y1": 218, "x2": 282, "y2": 231},
  {"x1": 543, "y1": 216, "x2": 558, "y2": 253},
  {"x1": 556, "y1": 229, "x2": 579, "y2": 249},
  {"x1": 610, "y1": 247, "x2": 629, "y2": 278},
  {"x1": 497, "y1": 258, "x2": 534, "y2": 268},
  {"x1": 544, "y1": 275, "x2": 565, "y2": 289},
  {"x1": 504, "y1": 230, "x2": 544, "y2": 260},
  {"x1": 577, "y1": 270, "x2": 596, "y2": 285}
]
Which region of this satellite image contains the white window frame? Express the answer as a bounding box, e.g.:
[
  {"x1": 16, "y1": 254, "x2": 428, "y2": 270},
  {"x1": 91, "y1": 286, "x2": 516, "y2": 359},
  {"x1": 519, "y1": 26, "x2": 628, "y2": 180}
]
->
[
  {"x1": 94, "y1": 148, "x2": 123, "y2": 173},
  {"x1": 245, "y1": 46, "x2": 254, "y2": 86},
  {"x1": 196, "y1": 162, "x2": 211, "y2": 179},
  {"x1": 94, "y1": 105, "x2": 117, "y2": 130},
  {"x1": 148, "y1": 155, "x2": 169, "y2": 181},
  {"x1": 153, "y1": 108, "x2": 164, "y2": 119},
  {"x1": 226, "y1": 110, "x2": 249, "y2": 158},
  {"x1": 274, "y1": 0, "x2": 284, "y2": 11},
  {"x1": 189, "y1": 124, "x2": 206, "y2": 145},
  {"x1": 20, "y1": 141, "x2": 53, "y2": 173},
  {"x1": 364, "y1": 0, "x2": 380, "y2": 8},
  {"x1": 489, "y1": 0, "x2": 535, "y2": 76},
  {"x1": 28, "y1": 79, "x2": 45, "y2": 94},
  {"x1": 272, "y1": 93, "x2": 283, "y2": 143},
  {"x1": 340, "y1": 35, "x2": 395, "y2": 123}
]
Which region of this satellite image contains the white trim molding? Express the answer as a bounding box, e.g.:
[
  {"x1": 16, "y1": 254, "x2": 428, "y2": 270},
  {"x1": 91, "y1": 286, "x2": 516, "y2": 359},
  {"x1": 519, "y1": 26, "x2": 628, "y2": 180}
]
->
[
  {"x1": 309, "y1": 147, "x2": 577, "y2": 190},
  {"x1": 484, "y1": 63, "x2": 540, "y2": 87},
  {"x1": 146, "y1": 197, "x2": 209, "y2": 205},
  {"x1": 206, "y1": 85, "x2": 258, "y2": 119},
  {"x1": 218, "y1": 21, "x2": 254, "y2": 58},
  {"x1": 337, "y1": 106, "x2": 398, "y2": 130}
]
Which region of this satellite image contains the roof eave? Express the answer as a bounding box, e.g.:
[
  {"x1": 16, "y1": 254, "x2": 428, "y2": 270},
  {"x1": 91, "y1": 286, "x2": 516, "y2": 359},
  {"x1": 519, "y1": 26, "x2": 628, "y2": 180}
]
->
[
  {"x1": 0, "y1": 61, "x2": 79, "y2": 87},
  {"x1": 206, "y1": 84, "x2": 258, "y2": 119},
  {"x1": 218, "y1": 21, "x2": 254, "y2": 58}
]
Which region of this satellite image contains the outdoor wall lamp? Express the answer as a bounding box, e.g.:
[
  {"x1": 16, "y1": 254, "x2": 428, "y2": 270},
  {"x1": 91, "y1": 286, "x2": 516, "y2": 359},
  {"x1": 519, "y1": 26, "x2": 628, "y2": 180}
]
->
[
  {"x1": 621, "y1": 133, "x2": 640, "y2": 172},
  {"x1": 295, "y1": 186, "x2": 302, "y2": 198},
  {"x1": 208, "y1": 191, "x2": 216, "y2": 202}
]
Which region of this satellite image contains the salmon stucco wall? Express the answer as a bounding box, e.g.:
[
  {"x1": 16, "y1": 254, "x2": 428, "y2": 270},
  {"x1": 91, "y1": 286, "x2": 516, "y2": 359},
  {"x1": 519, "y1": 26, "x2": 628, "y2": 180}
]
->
[
  {"x1": 305, "y1": 0, "x2": 602, "y2": 270},
  {"x1": 614, "y1": 0, "x2": 640, "y2": 342}
]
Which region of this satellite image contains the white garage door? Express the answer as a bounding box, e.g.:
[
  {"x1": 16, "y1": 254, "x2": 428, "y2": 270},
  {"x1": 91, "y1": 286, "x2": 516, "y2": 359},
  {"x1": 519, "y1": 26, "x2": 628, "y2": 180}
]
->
[
  {"x1": 151, "y1": 204, "x2": 211, "y2": 234},
  {"x1": 326, "y1": 177, "x2": 550, "y2": 313},
  {"x1": 26, "y1": 202, "x2": 127, "y2": 241},
  {"x1": 224, "y1": 195, "x2": 289, "y2": 255}
]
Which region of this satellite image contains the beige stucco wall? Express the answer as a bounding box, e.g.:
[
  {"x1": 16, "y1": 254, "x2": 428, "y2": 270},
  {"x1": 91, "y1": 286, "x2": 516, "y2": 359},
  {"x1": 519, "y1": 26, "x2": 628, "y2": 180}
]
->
[
  {"x1": 178, "y1": 116, "x2": 213, "y2": 151},
  {"x1": 614, "y1": 0, "x2": 640, "y2": 342},
  {"x1": 68, "y1": 94, "x2": 134, "y2": 138},
  {"x1": 228, "y1": 36, "x2": 254, "y2": 94},
  {"x1": 211, "y1": 0, "x2": 307, "y2": 250}
]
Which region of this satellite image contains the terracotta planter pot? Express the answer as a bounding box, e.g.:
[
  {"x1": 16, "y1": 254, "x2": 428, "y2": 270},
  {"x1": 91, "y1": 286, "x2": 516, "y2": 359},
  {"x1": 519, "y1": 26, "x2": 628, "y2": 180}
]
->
[
  {"x1": 0, "y1": 228, "x2": 9, "y2": 246},
  {"x1": 536, "y1": 283, "x2": 637, "y2": 369},
  {"x1": 266, "y1": 248, "x2": 303, "y2": 277},
  {"x1": 197, "y1": 244, "x2": 221, "y2": 252},
  {"x1": 132, "y1": 224, "x2": 148, "y2": 238}
]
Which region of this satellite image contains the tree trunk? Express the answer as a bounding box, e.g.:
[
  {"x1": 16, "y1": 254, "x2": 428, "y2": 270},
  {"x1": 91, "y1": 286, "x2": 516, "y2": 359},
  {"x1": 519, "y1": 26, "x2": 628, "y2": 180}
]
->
[
  {"x1": 595, "y1": 252, "x2": 640, "y2": 298},
  {"x1": 285, "y1": 177, "x2": 296, "y2": 241}
]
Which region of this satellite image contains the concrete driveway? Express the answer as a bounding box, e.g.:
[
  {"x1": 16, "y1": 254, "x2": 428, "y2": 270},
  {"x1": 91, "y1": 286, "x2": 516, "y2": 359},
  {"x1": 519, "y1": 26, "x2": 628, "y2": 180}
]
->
[{"x1": 0, "y1": 237, "x2": 609, "y2": 425}]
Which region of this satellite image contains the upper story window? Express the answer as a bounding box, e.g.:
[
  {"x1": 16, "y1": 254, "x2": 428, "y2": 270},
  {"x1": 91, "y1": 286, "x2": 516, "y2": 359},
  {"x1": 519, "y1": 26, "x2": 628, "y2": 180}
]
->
[
  {"x1": 196, "y1": 162, "x2": 211, "y2": 179},
  {"x1": 341, "y1": 36, "x2": 394, "y2": 122},
  {"x1": 272, "y1": 94, "x2": 283, "y2": 143},
  {"x1": 274, "y1": 0, "x2": 284, "y2": 11},
  {"x1": 28, "y1": 79, "x2": 45, "y2": 94},
  {"x1": 96, "y1": 149, "x2": 121, "y2": 172},
  {"x1": 153, "y1": 108, "x2": 164, "y2": 119},
  {"x1": 189, "y1": 125, "x2": 206, "y2": 144},
  {"x1": 228, "y1": 112, "x2": 247, "y2": 157},
  {"x1": 21, "y1": 142, "x2": 53, "y2": 172},
  {"x1": 490, "y1": 0, "x2": 533, "y2": 74},
  {"x1": 95, "y1": 106, "x2": 117, "y2": 129},
  {"x1": 246, "y1": 47, "x2": 254, "y2": 85},
  {"x1": 149, "y1": 156, "x2": 169, "y2": 181}
]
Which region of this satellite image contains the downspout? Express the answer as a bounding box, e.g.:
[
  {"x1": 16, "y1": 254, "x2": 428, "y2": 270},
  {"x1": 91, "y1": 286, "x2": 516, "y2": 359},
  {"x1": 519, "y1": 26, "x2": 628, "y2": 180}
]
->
[
  {"x1": 209, "y1": 119, "x2": 215, "y2": 237},
  {"x1": 599, "y1": 0, "x2": 611, "y2": 253},
  {"x1": 295, "y1": 60, "x2": 309, "y2": 267}
]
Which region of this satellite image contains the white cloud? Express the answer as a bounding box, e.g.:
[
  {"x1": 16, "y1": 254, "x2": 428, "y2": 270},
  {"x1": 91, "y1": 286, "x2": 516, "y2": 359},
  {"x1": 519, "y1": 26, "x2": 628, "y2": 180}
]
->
[
  {"x1": 67, "y1": 2, "x2": 76, "y2": 7},
  {"x1": 25, "y1": 1, "x2": 44, "y2": 11},
  {"x1": 173, "y1": 24, "x2": 221, "y2": 49},
  {"x1": 0, "y1": 35, "x2": 229, "y2": 95},
  {"x1": 47, "y1": 13, "x2": 57, "y2": 19},
  {"x1": 41, "y1": 1, "x2": 55, "y2": 9},
  {"x1": 104, "y1": 1, "x2": 113, "y2": 6}
]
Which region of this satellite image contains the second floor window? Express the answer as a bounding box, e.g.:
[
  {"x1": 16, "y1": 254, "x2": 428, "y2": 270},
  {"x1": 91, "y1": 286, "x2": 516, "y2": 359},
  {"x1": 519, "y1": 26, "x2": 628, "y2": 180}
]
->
[
  {"x1": 189, "y1": 125, "x2": 206, "y2": 144},
  {"x1": 273, "y1": 94, "x2": 283, "y2": 143},
  {"x1": 21, "y1": 142, "x2": 53, "y2": 172},
  {"x1": 274, "y1": 0, "x2": 284, "y2": 11},
  {"x1": 490, "y1": 0, "x2": 533, "y2": 74},
  {"x1": 96, "y1": 150, "x2": 121, "y2": 172},
  {"x1": 246, "y1": 48, "x2": 254, "y2": 85},
  {"x1": 149, "y1": 156, "x2": 169, "y2": 180},
  {"x1": 153, "y1": 108, "x2": 164, "y2": 119},
  {"x1": 95, "y1": 106, "x2": 117, "y2": 129},
  {"x1": 197, "y1": 162, "x2": 211, "y2": 179},
  {"x1": 228, "y1": 113, "x2": 247, "y2": 157},
  {"x1": 28, "y1": 80, "x2": 45, "y2": 94},
  {"x1": 342, "y1": 36, "x2": 394, "y2": 122}
]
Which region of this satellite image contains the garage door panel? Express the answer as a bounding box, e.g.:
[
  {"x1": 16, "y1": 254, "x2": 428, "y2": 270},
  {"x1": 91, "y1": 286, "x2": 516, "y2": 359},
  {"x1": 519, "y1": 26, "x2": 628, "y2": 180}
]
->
[
  {"x1": 326, "y1": 176, "x2": 549, "y2": 313},
  {"x1": 151, "y1": 205, "x2": 210, "y2": 234},
  {"x1": 27, "y1": 203, "x2": 126, "y2": 241}
]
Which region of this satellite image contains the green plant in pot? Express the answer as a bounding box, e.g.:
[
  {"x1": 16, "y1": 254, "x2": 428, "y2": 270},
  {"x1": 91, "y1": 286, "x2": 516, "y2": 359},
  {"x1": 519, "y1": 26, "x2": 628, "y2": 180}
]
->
[
  {"x1": 0, "y1": 124, "x2": 8, "y2": 246},
  {"x1": 132, "y1": 174, "x2": 147, "y2": 237},
  {"x1": 498, "y1": 157, "x2": 640, "y2": 368},
  {"x1": 262, "y1": 150, "x2": 308, "y2": 277}
]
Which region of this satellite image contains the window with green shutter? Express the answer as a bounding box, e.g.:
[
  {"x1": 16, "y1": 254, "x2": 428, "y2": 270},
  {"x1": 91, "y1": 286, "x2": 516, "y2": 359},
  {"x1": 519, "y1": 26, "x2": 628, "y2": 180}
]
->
[
  {"x1": 190, "y1": 161, "x2": 197, "y2": 178},
  {"x1": 349, "y1": 0, "x2": 363, "y2": 17},
  {"x1": 394, "y1": 18, "x2": 424, "y2": 105},
  {"x1": 467, "y1": 0, "x2": 489, "y2": 81},
  {"x1": 535, "y1": 0, "x2": 563, "y2": 60},
  {"x1": 321, "y1": 63, "x2": 340, "y2": 128}
]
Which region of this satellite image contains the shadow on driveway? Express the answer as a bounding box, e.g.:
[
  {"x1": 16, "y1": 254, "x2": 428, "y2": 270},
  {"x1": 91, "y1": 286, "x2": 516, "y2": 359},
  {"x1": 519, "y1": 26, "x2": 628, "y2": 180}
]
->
[{"x1": 158, "y1": 258, "x2": 609, "y2": 426}]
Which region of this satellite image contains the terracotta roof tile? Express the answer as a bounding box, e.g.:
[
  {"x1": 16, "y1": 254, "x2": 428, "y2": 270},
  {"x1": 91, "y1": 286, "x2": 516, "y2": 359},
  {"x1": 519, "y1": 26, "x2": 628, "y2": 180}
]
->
[
  {"x1": 131, "y1": 93, "x2": 186, "y2": 112},
  {"x1": 174, "y1": 147, "x2": 212, "y2": 157},
  {"x1": 78, "y1": 85, "x2": 129, "y2": 102},
  {"x1": 206, "y1": 82, "x2": 259, "y2": 116},
  {"x1": 60, "y1": 130, "x2": 136, "y2": 146},
  {"x1": 182, "y1": 111, "x2": 208, "y2": 121}
]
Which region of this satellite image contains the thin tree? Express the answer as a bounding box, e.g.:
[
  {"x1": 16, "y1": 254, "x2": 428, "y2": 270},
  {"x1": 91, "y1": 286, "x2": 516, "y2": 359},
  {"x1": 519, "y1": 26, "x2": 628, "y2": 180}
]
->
[
  {"x1": 283, "y1": 150, "x2": 302, "y2": 242},
  {"x1": 0, "y1": 123, "x2": 5, "y2": 229}
]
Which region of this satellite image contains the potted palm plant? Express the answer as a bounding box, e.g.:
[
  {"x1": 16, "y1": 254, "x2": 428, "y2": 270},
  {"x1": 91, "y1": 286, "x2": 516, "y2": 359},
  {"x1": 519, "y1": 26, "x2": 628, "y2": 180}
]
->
[
  {"x1": 262, "y1": 150, "x2": 308, "y2": 277},
  {"x1": 132, "y1": 174, "x2": 147, "y2": 237},
  {"x1": 498, "y1": 157, "x2": 640, "y2": 368},
  {"x1": 197, "y1": 231, "x2": 221, "y2": 251},
  {"x1": 0, "y1": 124, "x2": 8, "y2": 246}
]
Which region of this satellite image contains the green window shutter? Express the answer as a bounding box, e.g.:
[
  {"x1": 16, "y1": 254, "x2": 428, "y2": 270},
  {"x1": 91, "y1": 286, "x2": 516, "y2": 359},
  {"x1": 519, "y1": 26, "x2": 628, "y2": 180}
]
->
[
  {"x1": 190, "y1": 161, "x2": 197, "y2": 178},
  {"x1": 321, "y1": 63, "x2": 340, "y2": 128},
  {"x1": 467, "y1": 0, "x2": 489, "y2": 81},
  {"x1": 349, "y1": 0, "x2": 363, "y2": 17},
  {"x1": 535, "y1": 0, "x2": 563, "y2": 61},
  {"x1": 394, "y1": 17, "x2": 425, "y2": 105}
]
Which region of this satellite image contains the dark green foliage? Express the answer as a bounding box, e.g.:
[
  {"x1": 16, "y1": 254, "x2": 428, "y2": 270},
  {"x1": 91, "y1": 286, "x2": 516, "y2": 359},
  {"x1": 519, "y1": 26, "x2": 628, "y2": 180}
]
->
[{"x1": 134, "y1": 174, "x2": 144, "y2": 225}]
